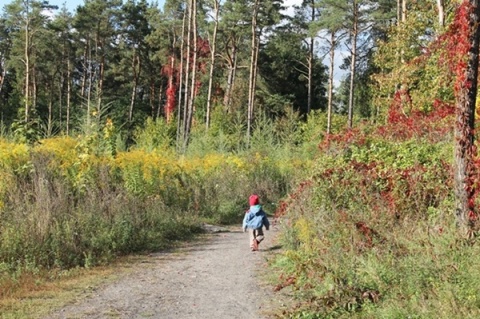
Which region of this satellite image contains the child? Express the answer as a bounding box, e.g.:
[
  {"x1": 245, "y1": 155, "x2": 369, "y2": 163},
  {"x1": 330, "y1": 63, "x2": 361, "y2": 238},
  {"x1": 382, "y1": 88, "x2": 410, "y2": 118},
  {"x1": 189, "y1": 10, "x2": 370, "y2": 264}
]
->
[{"x1": 243, "y1": 194, "x2": 270, "y2": 251}]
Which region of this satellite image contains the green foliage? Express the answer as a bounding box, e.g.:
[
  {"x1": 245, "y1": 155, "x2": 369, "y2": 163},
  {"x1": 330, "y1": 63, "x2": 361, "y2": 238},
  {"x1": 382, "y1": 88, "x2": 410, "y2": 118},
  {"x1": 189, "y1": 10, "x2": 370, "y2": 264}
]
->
[
  {"x1": 258, "y1": 25, "x2": 328, "y2": 115},
  {"x1": 347, "y1": 138, "x2": 452, "y2": 169},
  {"x1": 297, "y1": 110, "x2": 346, "y2": 158},
  {"x1": 11, "y1": 118, "x2": 43, "y2": 144},
  {"x1": 184, "y1": 108, "x2": 248, "y2": 155},
  {"x1": 133, "y1": 117, "x2": 176, "y2": 152},
  {"x1": 250, "y1": 113, "x2": 277, "y2": 153}
]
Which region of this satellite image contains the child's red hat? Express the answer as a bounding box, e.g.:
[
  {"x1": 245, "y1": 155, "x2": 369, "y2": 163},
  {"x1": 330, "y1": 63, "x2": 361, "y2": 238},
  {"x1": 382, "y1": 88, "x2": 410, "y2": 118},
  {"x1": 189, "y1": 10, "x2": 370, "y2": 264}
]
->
[{"x1": 249, "y1": 194, "x2": 259, "y2": 206}]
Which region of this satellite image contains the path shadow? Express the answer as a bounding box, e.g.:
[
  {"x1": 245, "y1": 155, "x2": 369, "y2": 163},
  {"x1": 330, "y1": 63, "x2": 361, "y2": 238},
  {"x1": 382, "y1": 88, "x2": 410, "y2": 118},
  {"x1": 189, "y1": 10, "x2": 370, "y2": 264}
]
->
[
  {"x1": 264, "y1": 244, "x2": 283, "y2": 252},
  {"x1": 228, "y1": 230, "x2": 244, "y2": 234}
]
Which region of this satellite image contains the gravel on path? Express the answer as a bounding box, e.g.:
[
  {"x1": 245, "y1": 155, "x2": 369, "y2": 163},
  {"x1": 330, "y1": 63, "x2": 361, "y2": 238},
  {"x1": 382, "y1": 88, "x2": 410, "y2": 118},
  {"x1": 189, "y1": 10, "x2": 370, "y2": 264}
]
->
[{"x1": 43, "y1": 225, "x2": 279, "y2": 319}]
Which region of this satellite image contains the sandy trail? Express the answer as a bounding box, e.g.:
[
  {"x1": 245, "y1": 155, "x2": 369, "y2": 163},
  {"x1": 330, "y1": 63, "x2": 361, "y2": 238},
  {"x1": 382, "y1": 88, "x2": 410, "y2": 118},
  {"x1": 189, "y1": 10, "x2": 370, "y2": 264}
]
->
[{"x1": 43, "y1": 225, "x2": 279, "y2": 319}]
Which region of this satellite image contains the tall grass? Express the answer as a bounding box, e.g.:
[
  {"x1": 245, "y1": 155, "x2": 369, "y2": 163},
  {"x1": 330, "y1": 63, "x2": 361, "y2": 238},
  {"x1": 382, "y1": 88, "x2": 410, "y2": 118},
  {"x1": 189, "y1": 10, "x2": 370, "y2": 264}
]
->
[{"x1": 0, "y1": 149, "x2": 283, "y2": 271}]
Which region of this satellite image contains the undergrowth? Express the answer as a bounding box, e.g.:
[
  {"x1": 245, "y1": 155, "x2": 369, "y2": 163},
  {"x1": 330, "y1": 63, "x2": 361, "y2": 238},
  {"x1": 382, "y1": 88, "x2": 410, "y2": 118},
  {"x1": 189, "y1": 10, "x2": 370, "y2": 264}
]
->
[{"x1": 268, "y1": 92, "x2": 480, "y2": 318}]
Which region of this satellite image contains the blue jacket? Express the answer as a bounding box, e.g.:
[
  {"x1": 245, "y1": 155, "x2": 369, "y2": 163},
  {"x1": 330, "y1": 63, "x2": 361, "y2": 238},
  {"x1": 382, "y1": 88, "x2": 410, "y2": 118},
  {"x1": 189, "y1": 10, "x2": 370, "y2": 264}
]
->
[{"x1": 243, "y1": 205, "x2": 270, "y2": 230}]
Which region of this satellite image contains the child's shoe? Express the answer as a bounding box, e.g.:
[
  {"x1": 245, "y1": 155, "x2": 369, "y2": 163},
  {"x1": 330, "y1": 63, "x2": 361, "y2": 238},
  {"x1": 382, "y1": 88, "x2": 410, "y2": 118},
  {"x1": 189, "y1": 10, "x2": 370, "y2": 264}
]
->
[{"x1": 252, "y1": 239, "x2": 259, "y2": 251}]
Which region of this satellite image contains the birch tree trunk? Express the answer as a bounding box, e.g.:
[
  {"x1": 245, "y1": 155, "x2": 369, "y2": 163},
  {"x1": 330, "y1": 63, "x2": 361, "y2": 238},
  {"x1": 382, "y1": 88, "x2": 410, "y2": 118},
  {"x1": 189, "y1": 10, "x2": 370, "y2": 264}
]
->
[
  {"x1": 66, "y1": 57, "x2": 71, "y2": 135},
  {"x1": 59, "y1": 61, "x2": 64, "y2": 132},
  {"x1": 176, "y1": 4, "x2": 187, "y2": 147},
  {"x1": 129, "y1": 51, "x2": 140, "y2": 123},
  {"x1": 87, "y1": 42, "x2": 93, "y2": 127},
  {"x1": 97, "y1": 43, "x2": 105, "y2": 118},
  {"x1": 184, "y1": 0, "x2": 197, "y2": 150},
  {"x1": 81, "y1": 43, "x2": 88, "y2": 97},
  {"x1": 437, "y1": 0, "x2": 444, "y2": 28},
  {"x1": 206, "y1": 0, "x2": 219, "y2": 130},
  {"x1": 397, "y1": 0, "x2": 401, "y2": 26},
  {"x1": 307, "y1": 0, "x2": 315, "y2": 114},
  {"x1": 182, "y1": 0, "x2": 192, "y2": 144},
  {"x1": 327, "y1": 31, "x2": 335, "y2": 134},
  {"x1": 32, "y1": 65, "x2": 37, "y2": 115},
  {"x1": 47, "y1": 91, "x2": 53, "y2": 136},
  {"x1": 347, "y1": 0, "x2": 358, "y2": 129},
  {"x1": 24, "y1": 2, "x2": 30, "y2": 122}
]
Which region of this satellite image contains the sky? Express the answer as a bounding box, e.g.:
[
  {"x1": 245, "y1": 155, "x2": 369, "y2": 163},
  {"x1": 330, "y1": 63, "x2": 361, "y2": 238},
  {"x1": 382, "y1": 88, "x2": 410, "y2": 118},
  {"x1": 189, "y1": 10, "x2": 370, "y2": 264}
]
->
[{"x1": 46, "y1": 0, "x2": 166, "y2": 13}]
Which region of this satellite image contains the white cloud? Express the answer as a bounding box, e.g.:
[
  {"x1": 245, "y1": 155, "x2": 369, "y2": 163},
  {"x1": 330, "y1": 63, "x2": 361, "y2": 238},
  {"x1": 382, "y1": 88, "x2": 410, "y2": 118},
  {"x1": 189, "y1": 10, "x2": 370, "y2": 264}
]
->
[{"x1": 282, "y1": 0, "x2": 302, "y2": 17}]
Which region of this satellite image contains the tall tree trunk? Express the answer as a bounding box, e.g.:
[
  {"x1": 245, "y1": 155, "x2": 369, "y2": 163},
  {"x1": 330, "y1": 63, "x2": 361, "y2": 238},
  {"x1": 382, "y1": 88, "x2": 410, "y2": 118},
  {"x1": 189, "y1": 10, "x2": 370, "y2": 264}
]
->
[
  {"x1": 66, "y1": 57, "x2": 71, "y2": 135},
  {"x1": 129, "y1": 51, "x2": 140, "y2": 123},
  {"x1": 97, "y1": 45, "x2": 105, "y2": 118},
  {"x1": 165, "y1": 29, "x2": 178, "y2": 124},
  {"x1": 182, "y1": 0, "x2": 193, "y2": 147},
  {"x1": 48, "y1": 89, "x2": 53, "y2": 136},
  {"x1": 184, "y1": 0, "x2": 197, "y2": 150},
  {"x1": 327, "y1": 31, "x2": 335, "y2": 134},
  {"x1": 454, "y1": 0, "x2": 480, "y2": 232},
  {"x1": 247, "y1": 0, "x2": 259, "y2": 144},
  {"x1": 307, "y1": 0, "x2": 315, "y2": 114},
  {"x1": 93, "y1": 32, "x2": 104, "y2": 123},
  {"x1": 24, "y1": 2, "x2": 30, "y2": 122},
  {"x1": 87, "y1": 42, "x2": 93, "y2": 127},
  {"x1": 157, "y1": 82, "x2": 163, "y2": 118},
  {"x1": 397, "y1": 0, "x2": 401, "y2": 26},
  {"x1": 177, "y1": 5, "x2": 187, "y2": 148},
  {"x1": 150, "y1": 82, "x2": 155, "y2": 118},
  {"x1": 307, "y1": 46, "x2": 313, "y2": 113},
  {"x1": 223, "y1": 42, "x2": 237, "y2": 111},
  {"x1": 59, "y1": 68, "x2": 63, "y2": 132},
  {"x1": 437, "y1": 0, "x2": 445, "y2": 28},
  {"x1": 0, "y1": 57, "x2": 6, "y2": 95},
  {"x1": 59, "y1": 84, "x2": 63, "y2": 133},
  {"x1": 231, "y1": 50, "x2": 238, "y2": 109},
  {"x1": 252, "y1": 31, "x2": 260, "y2": 108},
  {"x1": 206, "y1": 0, "x2": 219, "y2": 129},
  {"x1": 32, "y1": 66, "x2": 37, "y2": 114},
  {"x1": 347, "y1": 0, "x2": 358, "y2": 129},
  {"x1": 165, "y1": 56, "x2": 176, "y2": 123},
  {"x1": 81, "y1": 43, "x2": 88, "y2": 97}
]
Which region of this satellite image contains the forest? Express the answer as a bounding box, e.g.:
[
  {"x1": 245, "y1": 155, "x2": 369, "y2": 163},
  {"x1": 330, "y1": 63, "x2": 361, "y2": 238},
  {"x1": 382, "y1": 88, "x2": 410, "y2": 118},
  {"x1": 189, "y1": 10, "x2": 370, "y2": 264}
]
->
[{"x1": 2, "y1": 0, "x2": 480, "y2": 317}]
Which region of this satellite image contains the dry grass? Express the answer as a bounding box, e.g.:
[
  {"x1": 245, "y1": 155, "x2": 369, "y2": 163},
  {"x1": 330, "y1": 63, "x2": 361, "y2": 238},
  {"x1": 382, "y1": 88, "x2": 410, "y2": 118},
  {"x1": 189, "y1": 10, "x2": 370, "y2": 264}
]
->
[
  {"x1": 0, "y1": 234, "x2": 215, "y2": 319},
  {"x1": 0, "y1": 255, "x2": 147, "y2": 319}
]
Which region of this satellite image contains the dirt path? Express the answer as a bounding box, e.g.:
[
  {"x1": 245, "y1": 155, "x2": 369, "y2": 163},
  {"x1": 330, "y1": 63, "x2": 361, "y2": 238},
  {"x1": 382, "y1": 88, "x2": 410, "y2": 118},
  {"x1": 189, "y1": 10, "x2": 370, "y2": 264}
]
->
[{"x1": 43, "y1": 225, "x2": 280, "y2": 319}]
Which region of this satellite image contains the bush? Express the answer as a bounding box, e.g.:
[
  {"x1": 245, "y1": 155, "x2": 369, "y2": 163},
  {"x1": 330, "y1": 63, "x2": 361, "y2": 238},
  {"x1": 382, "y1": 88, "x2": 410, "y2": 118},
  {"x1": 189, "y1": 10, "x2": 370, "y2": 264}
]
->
[{"x1": 269, "y1": 115, "x2": 480, "y2": 318}]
